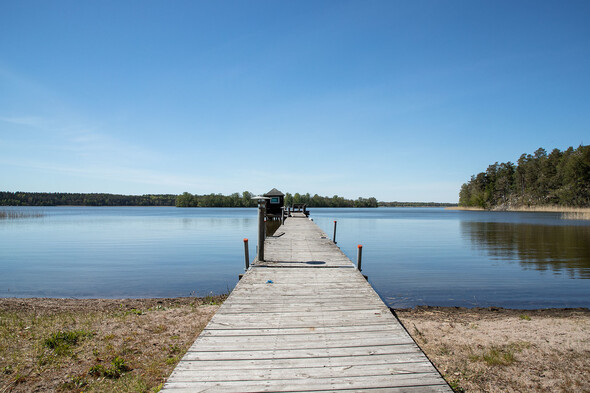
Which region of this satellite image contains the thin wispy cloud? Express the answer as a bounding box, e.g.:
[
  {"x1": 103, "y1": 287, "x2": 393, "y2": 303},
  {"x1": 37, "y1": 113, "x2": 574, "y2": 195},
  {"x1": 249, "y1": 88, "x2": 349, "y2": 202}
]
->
[{"x1": 0, "y1": 116, "x2": 54, "y2": 128}]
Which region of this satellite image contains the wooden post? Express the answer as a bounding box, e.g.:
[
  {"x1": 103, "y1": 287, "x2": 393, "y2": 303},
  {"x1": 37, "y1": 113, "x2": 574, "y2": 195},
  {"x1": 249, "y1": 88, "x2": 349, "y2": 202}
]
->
[
  {"x1": 258, "y1": 201, "x2": 265, "y2": 262},
  {"x1": 357, "y1": 244, "x2": 363, "y2": 272},
  {"x1": 333, "y1": 220, "x2": 337, "y2": 244},
  {"x1": 243, "y1": 238, "x2": 249, "y2": 270}
]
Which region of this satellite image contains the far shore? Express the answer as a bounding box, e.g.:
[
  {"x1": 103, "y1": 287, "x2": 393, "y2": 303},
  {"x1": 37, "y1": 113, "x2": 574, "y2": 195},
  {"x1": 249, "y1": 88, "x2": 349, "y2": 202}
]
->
[{"x1": 1, "y1": 298, "x2": 588, "y2": 392}]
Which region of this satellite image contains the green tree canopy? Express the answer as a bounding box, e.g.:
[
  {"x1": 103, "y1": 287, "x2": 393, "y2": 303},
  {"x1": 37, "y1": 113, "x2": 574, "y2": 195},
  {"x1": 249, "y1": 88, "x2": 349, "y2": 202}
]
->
[{"x1": 459, "y1": 145, "x2": 590, "y2": 208}]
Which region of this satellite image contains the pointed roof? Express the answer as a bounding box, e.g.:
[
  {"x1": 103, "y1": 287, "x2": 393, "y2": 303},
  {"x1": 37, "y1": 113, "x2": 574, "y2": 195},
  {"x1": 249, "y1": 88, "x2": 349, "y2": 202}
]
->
[{"x1": 264, "y1": 188, "x2": 284, "y2": 197}]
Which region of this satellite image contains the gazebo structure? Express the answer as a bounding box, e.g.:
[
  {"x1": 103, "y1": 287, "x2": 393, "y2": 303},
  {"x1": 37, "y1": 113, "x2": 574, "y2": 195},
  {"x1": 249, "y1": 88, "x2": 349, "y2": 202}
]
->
[{"x1": 263, "y1": 188, "x2": 285, "y2": 216}]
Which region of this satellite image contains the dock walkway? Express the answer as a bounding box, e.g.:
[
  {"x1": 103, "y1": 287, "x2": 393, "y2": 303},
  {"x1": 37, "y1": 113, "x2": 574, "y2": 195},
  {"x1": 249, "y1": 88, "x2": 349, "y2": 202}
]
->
[{"x1": 162, "y1": 215, "x2": 451, "y2": 392}]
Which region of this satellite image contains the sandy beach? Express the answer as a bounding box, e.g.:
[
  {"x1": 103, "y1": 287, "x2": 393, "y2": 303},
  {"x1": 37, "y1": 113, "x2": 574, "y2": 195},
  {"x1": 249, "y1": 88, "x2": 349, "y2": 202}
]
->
[
  {"x1": 396, "y1": 306, "x2": 590, "y2": 392},
  {"x1": 1, "y1": 298, "x2": 589, "y2": 392}
]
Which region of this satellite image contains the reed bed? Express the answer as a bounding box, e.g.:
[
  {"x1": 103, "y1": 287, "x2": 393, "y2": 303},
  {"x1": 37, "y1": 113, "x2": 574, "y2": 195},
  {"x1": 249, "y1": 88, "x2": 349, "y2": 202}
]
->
[
  {"x1": 445, "y1": 206, "x2": 485, "y2": 211},
  {"x1": 0, "y1": 210, "x2": 45, "y2": 219},
  {"x1": 500, "y1": 206, "x2": 590, "y2": 220},
  {"x1": 562, "y1": 211, "x2": 590, "y2": 220},
  {"x1": 447, "y1": 205, "x2": 590, "y2": 220},
  {"x1": 499, "y1": 205, "x2": 590, "y2": 214}
]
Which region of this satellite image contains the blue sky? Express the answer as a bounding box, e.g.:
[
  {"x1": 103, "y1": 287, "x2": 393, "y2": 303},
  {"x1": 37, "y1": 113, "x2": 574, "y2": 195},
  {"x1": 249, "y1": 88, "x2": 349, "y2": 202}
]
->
[{"x1": 1, "y1": 1, "x2": 589, "y2": 202}]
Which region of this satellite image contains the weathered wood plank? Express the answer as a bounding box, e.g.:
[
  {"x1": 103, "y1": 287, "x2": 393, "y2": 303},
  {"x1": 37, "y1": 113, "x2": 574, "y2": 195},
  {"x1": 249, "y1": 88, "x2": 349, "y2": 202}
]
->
[
  {"x1": 162, "y1": 386, "x2": 449, "y2": 393},
  {"x1": 221, "y1": 303, "x2": 384, "y2": 311},
  {"x1": 168, "y1": 365, "x2": 442, "y2": 382},
  {"x1": 172, "y1": 353, "x2": 431, "y2": 370},
  {"x1": 195, "y1": 329, "x2": 411, "y2": 342},
  {"x1": 163, "y1": 373, "x2": 448, "y2": 391},
  {"x1": 189, "y1": 335, "x2": 415, "y2": 351},
  {"x1": 200, "y1": 324, "x2": 406, "y2": 337},
  {"x1": 182, "y1": 344, "x2": 423, "y2": 361}
]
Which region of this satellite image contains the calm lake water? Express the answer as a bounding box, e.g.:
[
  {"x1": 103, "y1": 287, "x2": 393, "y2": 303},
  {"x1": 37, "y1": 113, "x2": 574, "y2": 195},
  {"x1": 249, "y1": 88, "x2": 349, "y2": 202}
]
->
[{"x1": 1, "y1": 206, "x2": 589, "y2": 309}]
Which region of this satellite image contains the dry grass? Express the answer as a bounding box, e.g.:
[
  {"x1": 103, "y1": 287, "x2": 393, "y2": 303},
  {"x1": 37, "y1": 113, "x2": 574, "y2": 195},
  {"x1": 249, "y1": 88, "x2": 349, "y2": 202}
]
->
[
  {"x1": 499, "y1": 205, "x2": 590, "y2": 214},
  {"x1": 445, "y1": 207, "x2": 486, "y2": 211},
  {"x1": 395, "y1": 307, "x2": 590, "y2": 393},
  {"x1": 502, "y1": 205, "x2": 590, "y2": 220},
  {"x1": 0, "y1": 297, "x2": 224, "y2": 392},
  {"x1": 561, "y1": 211, "x2": 590, "y2": 220},
  {"x1": 4, "y1": 298, "x2": 589, "y2": 392}
]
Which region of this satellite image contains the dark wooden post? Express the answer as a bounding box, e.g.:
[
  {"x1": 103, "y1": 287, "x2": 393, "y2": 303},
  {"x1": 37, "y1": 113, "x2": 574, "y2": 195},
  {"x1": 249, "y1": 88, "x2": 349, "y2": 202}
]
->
[
  {"x1": 243, "y1": 238, "x2": 249, "y2": 270},
  {"x1": 333, "y1": 220, "x2": 337, "y2": 244},
  {"x1": 357, "y1": 244, "x2": 363, "y2": 272}
]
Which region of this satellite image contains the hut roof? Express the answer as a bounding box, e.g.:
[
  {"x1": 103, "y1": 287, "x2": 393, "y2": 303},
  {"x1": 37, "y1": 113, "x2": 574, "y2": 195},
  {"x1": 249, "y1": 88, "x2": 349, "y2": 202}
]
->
[{"x1": 264, "y1": 188, "x2": 285, "y2": 197}]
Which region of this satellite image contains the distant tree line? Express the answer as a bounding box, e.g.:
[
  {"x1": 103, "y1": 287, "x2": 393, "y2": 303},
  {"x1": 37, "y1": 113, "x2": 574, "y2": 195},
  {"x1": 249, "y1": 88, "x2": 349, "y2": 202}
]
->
[
  {"x1": 0, "y1": 192, "x2": 177, "y2": 206},
  {"x1": 175, "y1": 192, "x2": 258, "y2": 207},
  {"x1": 1, "y1": 191, "x2": 446, "y2": 209},
  {"x1": 459, "y1": 145, "x2": 590, "y2": 209},
  {"x1": 175, "y1": 192, "x2": 379, "y2": 208},
  {"x1": 283, "y1": 193, "x2": 378, "y2": 208},
  {"x1": 378, "y1": 201, "x2": 457, "y2": 207}
]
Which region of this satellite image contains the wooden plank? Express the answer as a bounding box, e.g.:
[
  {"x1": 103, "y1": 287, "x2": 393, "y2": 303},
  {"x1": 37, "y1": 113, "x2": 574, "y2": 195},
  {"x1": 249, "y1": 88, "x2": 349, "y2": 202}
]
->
[
  {"x1": 182, "y1": 344, "x2": 423, "y2": 361},
  {"x1": 162, "y1": 386, "x2": 449, "y2": 393},
  {"x1": 194, "y1": 329, "x2": 410, "y2": 342},
  {"x1": 219, "y1": 302, "x2": 387, "y2": 311},
  {"x1": 168, "y1": 364, "x2": 441, "y2": 381},
  {"x1": 198, "y1": 329, "x2": 408, "y2": 341},
  {"x1": 172, "y1": 353, "x2": 431, "y2": 371},
  {"x1": 206, "y1": 318, "x2": 396, "y2": 329},
  {"x1": 163, "y1": 373, "x2": 448, "y2": 391},
  {"x1": 200, "y1": 325, "x2": 407, "y2": 337},
  {"x1": 209, "y1": 308, "x2": 393, "y2": 320},
  {"x1": 189, "y1": 335, "x2": 415, "y2": 351}
]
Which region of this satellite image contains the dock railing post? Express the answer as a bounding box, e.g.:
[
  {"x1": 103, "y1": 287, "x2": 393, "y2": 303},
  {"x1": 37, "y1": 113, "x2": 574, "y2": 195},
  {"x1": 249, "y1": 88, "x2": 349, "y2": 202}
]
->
[
  {"x1": 333, "y1": 220, "x2": 337, "y2": 244},
  {"x1": 357, "y1": 244, "x2": 363, "y2": 271},
  {"x1": 251, "y1": 196, "x2": 269, "y2": 263},
  {"x1": 258, "y1": 202, "x2": 265, "y2": 262},
  {"x1": 243, "y1": 238, "x2": 249, "y2": 271}
]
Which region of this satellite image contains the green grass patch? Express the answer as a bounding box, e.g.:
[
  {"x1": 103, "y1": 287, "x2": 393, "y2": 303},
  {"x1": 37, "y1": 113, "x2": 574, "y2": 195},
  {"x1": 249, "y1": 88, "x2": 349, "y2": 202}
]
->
[
  {"x1": 89, "y1": 356, "x2": 131, "y2": 379},
  {"x1": 43, "y1": 329, "x2": 93, "y2": 355},
  {"x1": 60, "y1": 375, "x2": 88, "y2": 390},
  {"x1": 482, "y1": 347, "x2": 515, "y2": 365},
  {"x1": 202, "y1": 294, "x2": 221, "y2": 305},
  {"x1": 468, "y1": 341, "x2": 530, "y2": 367},
  {"x1": 448, "y1": 378, "x2": 466, "y2": 393}
]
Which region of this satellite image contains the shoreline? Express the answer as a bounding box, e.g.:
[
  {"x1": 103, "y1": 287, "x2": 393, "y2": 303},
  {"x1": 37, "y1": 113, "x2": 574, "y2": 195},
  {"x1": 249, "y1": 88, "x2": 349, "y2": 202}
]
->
[
  {"x1": 446, "y1": 205, "x2": 590, "y2": 213},
  {"x1": 446, "y1": 205, "x2": 590, "y2": 220},
  {"x1": 2, "y1": 298, "x2": 588, "y2": 392},
  {"x1": 3, "y1": 297, "x2": 589, "y2": 311}
]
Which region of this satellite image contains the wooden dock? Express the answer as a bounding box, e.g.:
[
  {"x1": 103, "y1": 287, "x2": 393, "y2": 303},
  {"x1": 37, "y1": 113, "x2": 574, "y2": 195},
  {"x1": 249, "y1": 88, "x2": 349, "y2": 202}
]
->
[{"x1": 162, "y1": 214, "x2": 451, "y2": 392}]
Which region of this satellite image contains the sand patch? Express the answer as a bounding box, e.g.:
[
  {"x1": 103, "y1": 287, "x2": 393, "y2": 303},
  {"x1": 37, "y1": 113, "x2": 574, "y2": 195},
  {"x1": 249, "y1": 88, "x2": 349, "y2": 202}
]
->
[{"x1": 395, "y1": 307, "x2": 590, "y2": 392}]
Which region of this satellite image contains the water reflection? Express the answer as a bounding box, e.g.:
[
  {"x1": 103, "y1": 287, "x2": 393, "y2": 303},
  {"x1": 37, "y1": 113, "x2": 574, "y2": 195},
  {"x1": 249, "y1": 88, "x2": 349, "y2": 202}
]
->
[{"x1": 461, "y1": 221, "x2": 590, "y2": 278}]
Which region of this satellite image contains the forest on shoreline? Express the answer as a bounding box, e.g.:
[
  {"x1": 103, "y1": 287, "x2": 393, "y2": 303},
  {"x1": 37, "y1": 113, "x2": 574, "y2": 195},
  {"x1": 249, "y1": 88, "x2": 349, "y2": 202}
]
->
[
  {"x1": 0, "y1": 191, "x2": 453, "y2": 208},
  {"x1": 149, "y1": 191, "x2": 380, "y2": 208},
  {"x1": 459, "y1": 145, "x2": 590, "y2": 209},
  {"x1": 0, "y1": 192, "x2": 177, "y2": 207},
  {"x1": 0, "y1": 191, "x2": 382, "y2": 208}
]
